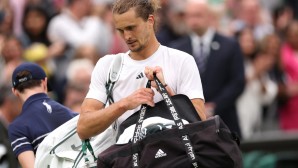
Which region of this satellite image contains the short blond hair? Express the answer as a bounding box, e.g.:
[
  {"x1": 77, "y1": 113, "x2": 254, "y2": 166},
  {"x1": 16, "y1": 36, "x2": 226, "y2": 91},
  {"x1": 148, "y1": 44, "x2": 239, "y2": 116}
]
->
[{"x1": 112, "y1": 0, "x2": 160, "y2": 30}]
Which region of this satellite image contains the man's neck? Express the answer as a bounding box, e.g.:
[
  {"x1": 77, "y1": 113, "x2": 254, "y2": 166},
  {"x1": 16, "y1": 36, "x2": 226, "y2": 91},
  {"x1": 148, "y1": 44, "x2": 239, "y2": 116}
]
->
[
  {"x1": 195, "y1": 28, "x2": 208, "y2": 37},
  {"x1": 19, "y1": 88, "x2": 47, "y2": 103},
  {"x1": 129, "y1": 37, "x2": 160, "y2": 60},
  {"x1": 68, "y1": 7, "x2": 84, "y2": 21}
]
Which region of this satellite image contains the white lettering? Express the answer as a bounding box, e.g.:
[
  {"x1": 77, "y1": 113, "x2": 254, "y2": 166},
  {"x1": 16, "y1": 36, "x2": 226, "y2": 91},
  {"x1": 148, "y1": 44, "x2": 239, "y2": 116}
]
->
[{"x1": 182, "y1": 135, "x2": 188, "y2": 141}]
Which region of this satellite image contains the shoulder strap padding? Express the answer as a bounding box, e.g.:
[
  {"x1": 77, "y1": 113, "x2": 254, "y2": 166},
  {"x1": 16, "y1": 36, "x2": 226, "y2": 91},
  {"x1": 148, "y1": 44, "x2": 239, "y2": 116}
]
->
[{"x1": 109, "y1": 54, "x2": 123, "y2": 83}]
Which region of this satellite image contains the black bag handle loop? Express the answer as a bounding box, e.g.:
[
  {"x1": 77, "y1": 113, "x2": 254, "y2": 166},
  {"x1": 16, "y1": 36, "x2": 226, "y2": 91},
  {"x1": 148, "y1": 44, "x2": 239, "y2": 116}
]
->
[{"x1": 131, "y1": 74, "x2": 199, "y2": 168}]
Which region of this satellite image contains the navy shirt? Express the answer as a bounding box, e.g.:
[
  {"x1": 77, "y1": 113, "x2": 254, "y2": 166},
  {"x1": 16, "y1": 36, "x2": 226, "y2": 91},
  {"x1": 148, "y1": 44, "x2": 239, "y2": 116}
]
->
[{"x1": 8, "y1": 93, "x2": 77, "y2": 157}]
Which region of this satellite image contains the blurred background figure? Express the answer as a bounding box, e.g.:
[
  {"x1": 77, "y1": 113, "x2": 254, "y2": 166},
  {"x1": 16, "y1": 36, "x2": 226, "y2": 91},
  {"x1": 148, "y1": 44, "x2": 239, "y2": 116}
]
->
[
  {"x1": 0, "y1": 85, "x2": 22, "y2": 126},
  {"x1": 230, "y1": 0, "x2": 274, "y2": 41},
  {"x1": 47, "y1": 0, "x2": 112, "y2": 57},
  {"x1": 64, "y1": 58, "x2": 94, "y2": 112},
  {"x1": 272, "y1": 4, "x2": 293, "y2": 41},
  {"x1": 170, "y1": 0, "x2": 245, "y2": 137},
  {"x1": 279, "y1": 20, "x2": 298, "y2": 130},
  {"x1": 0, "y1": 0, "x2": 13, "y2": 37},
  {"x1": 19, "y1": 4, "x2": 51, "y2": 48},
  {"x1": 73, "y1": 44, "x2": 100, "y2": 65},
  {"x1": 236, "y1": 28, "x2": 278, "y2": 139},
  {"x1": 284, "y1": 0, "x2": 298, "y2": 20},
  {"x1": 156, "y1": 0, "x2": 188, "y2": 46},
  {"x1": 0, "y1": 35, "x2": 24, "y2": 87},
  {"x1": 0, "y1": 85, "x2": 21, "y2": 168},
  {"x1": 92, "y1": 0, "x2": 128, "y2": 54}
]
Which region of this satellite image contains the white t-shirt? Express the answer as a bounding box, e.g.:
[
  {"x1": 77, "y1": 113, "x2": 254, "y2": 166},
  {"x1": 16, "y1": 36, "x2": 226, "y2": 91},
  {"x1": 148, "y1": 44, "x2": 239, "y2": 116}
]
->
[{"x1": 86, "y1": 45, "x2": 204, "y2": 124}]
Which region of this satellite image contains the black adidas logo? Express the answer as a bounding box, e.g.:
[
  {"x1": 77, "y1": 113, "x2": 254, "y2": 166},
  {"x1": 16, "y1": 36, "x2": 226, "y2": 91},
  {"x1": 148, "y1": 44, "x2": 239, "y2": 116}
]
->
[{"x1": 136, "y1": 72, "x2": 144, "y2": 79}]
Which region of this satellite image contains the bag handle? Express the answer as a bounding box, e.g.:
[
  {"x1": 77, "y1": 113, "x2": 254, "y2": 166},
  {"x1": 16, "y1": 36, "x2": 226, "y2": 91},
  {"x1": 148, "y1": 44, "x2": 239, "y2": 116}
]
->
[{"x1": 131, "y1": 75, "x2": 199, "y2": 168}]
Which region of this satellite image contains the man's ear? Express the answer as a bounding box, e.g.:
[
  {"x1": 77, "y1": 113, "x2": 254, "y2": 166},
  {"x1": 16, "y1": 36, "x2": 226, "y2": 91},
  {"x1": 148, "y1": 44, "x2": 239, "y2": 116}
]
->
[
  {"x1": 148, "y1": 14, "x2": 155, "y2": 27},
  {"x1": 42, "y1": 78, "x2": 48, "y2": 91},
  {"x1": 12, "y1": 88, "x2": 19, "y2": 97}
]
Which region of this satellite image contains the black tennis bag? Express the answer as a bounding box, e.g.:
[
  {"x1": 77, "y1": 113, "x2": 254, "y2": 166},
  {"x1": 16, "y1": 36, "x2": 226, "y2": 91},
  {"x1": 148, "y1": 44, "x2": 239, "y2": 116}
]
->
[{"x1": 97, "y1": 76, "x2": 243, "y2": 168}]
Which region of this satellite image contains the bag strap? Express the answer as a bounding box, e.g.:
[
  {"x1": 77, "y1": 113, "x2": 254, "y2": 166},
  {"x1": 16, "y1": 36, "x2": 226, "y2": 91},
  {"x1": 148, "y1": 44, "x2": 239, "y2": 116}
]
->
[
  {"x1": 79, "y1": 54, "x2": 124, "y2": 167},
  {"x1": 73, "y1": 55, "x2": 124, "y2": 168},
  {"x1": 131, "y1": 75, "x2": 199, "y2": 168},
  {"x1": 49, "y1": 55, "x2": 123, "y2": 168},
  {"x1": 50, "y1": 127, "x2": 77, "y2": 154}
]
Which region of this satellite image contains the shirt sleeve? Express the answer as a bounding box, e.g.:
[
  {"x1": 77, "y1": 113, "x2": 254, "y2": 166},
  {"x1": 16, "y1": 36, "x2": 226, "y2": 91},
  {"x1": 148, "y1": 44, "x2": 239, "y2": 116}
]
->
[
  {"x1": 177, "y1": 55, "x2": 205, "y2": 101},
  {"x1": 85, "y1": 55, "x2": 114, "y2": 103},
  {"x1": 8, "y1": 124, "x2": 33, "y2": 157}
]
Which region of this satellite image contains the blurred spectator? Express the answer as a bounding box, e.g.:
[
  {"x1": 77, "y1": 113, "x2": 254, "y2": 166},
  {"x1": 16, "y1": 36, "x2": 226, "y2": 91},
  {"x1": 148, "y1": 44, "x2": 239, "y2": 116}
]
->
[
  {"x1": 26, "y1": 0, "x2": 60, "y2": 17},
  {"x1": 272, "y1": 4, "x2": 294, "y2": 41},
  {"x1": 65, "y1": 58, "x2": 93, "y2": 89},
  {"x1": 279, "y1": 20, "x2": 298, "y2": 130},
  {"x1": 23, "y1": 43, "x2": 55, "y2": 79},
  {"x1": 73, "y1": 45, "x2": 100, "y2": 65},
  {"x1": 260, "y1": 33, "x2": 287, "y2": 131},
  {"x1": 0, "y1": 86, "x2": 21, "y2": 168},
  {"x1": 215, "y1": 0, "x2": 240, "y2": 36},
  {"x1": 236, "y1": 28, "x2": 278, "y2": 139},
  {"x1": 52, "y1": 0, "x2": 66, "y2": 15},
  {"x1": 0, "y1": 3, "x2": 13, "y2": 36},
  {"x1": 170, "y1": 0, "x2": 245, "y2": 137},
  {"x1": 0, "y1": 35, "x2": 24, "y2": 87},
  {"x1": 91, "y1": 0, "x2": 128, "y2": 54},
  {"x1": 48, "y1": 0, "x2": 112, "y2": 57},
  {"x1": 19, "y1": 4, "x2": 51, "y2": 48},
  {"x1": 230, "y1": 0, "x2": 273, "y2": 41},
  {"x1": 0, "y1": 85, "x2": 21, "y2": 125},
  {"x1": 9, "y1": 0, "x2": 57, "y2": 38},
  {"x1": 9, "y1": 0, "x2": 26, "y2": 37},
  {"x1": 64, "y1": 58, "x2": 94, "y2": 112},
  {"x1": 64, "y1": 83, "x2": 88, "y2": 113},
  {"x1": 156, "y1": 0, "x2": 188, "y2": 46},
  {"x1": 284, "y1": 0, "x2": 298, "y2": 19},
  {"x1": 235, "y1": 28, "x2": 258, "y2": 60}
]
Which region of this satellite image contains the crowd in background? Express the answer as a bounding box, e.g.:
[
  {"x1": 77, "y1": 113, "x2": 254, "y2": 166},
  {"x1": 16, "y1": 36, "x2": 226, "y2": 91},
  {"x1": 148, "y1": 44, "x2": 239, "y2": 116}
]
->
[{"x1": 1, "y1": 0, "x2": 298, "y2": 148}]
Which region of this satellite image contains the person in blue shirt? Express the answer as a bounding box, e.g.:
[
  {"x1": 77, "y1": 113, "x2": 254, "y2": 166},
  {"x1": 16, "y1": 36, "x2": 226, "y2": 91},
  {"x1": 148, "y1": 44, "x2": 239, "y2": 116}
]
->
[{"x1": 8, "y1": 62, "x2": 77, "y2": 168}]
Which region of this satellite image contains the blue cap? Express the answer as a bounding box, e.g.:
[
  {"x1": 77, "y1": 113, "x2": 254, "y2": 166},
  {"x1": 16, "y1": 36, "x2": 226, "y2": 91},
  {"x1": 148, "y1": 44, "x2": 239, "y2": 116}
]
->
[{"x1": 12, "y1": 62, "x2": 51, "y2": 91}]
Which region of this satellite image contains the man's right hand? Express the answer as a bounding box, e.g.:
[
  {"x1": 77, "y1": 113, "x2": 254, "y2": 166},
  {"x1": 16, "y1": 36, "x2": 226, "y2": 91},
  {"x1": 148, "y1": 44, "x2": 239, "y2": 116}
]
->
[
  {"x1": 121, "y1": 87, "x2": 155, "y2": 110},
  {"x1": 78, "y1": 87, "x2": 154, "y2": 140}
]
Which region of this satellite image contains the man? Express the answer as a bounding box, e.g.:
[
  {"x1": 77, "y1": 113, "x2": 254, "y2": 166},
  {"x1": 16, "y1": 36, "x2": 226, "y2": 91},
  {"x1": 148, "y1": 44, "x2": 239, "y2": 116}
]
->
[
  {"x1": 77, "y1": 0, "x2": 206, "y2": 140},
  {"x1": 156, "y1": 0, "x2": 188, "y2": 46},
  {"x1": 47, "y1": 0, "x2": 112, "y2": 56},
  {"x1": 8, "y1": 62, "x2": 77, "y2": 168},
  {"x1": 230, "y1": 0, "x2": 273, "y2": 41},
  {"x1": 169, "y1": 0, "x2": 245, "y2": 137}
]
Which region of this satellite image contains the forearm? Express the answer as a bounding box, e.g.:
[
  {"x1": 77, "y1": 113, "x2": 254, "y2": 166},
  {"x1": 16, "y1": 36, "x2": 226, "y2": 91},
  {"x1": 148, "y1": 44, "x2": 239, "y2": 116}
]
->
[
  {"x1": 18, "y1": 151, "x2": 35, "y2": 168},
  {"x1": 191, "y1": 99, "x2": 206, "y2": 121},
  {"x1": 78, "y1": 87, "x2": 155, "y2": 140},
  {"x1": 77, "y1": 100, "x2": 127, "y2": 140}
]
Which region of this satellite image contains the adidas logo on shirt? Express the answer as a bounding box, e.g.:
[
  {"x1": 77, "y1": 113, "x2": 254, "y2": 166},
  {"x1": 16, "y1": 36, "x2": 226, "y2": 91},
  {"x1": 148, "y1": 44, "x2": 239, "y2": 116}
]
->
[
  {"x1": 136, "y1": 72, "x2": 144, "y2": 79},
  {"x1": 155, "y1": 149, "x2": 167, "y2": 158}
]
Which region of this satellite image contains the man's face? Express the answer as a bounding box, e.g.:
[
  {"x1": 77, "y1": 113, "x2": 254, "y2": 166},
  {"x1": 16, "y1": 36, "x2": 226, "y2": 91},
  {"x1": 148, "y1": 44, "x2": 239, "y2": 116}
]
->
[
  {"x1": 113, "y1": 8, "x2": 152, "y2": 52},
  {"x1": 76, "y1": 0, "x2": 92, "y2": 16},
  {"x1": 185, "y1": 2, "x2": 210, "y2": 35}
]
